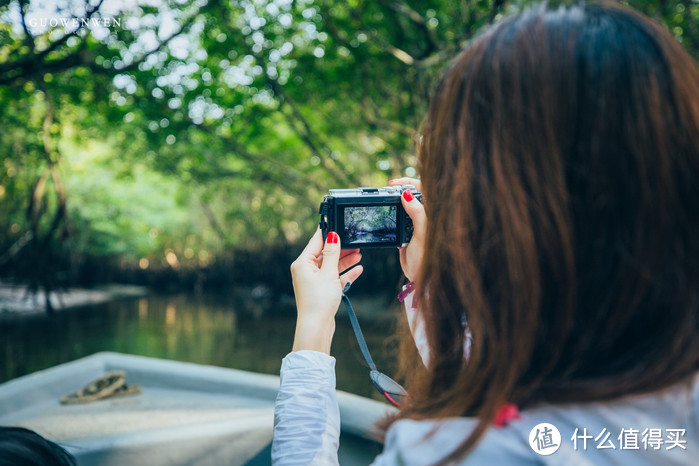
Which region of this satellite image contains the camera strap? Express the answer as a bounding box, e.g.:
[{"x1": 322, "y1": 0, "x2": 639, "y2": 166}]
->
[{"x1": 341, "y1": 282, "x2": 408, "y2": 408}]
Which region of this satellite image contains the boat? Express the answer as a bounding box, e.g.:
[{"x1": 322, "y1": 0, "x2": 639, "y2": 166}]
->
[{"x1": 0, "y1": 352, "x2": 394, "y2": 465}]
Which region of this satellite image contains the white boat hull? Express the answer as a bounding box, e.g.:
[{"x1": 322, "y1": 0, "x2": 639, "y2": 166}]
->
[{"x1": 0, "y1": 352, "x2": 392, "y2": 465}]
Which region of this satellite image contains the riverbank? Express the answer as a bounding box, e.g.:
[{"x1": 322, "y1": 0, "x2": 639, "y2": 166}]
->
[{"x1": 0, "y1": 282, "x2": 148, "y2": 317}]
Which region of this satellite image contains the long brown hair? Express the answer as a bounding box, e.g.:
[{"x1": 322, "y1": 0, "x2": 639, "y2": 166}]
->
[{"x1": 395, "y1": 1, "x2": 699, "y2": 461}]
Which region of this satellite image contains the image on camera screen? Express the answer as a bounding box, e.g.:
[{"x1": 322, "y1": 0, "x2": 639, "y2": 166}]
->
[{"x1": 343, "y1": 206, "x2": 397, "y2": 245}]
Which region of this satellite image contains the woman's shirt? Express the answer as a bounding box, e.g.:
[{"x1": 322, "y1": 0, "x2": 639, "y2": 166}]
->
[{"x1": 272, "y1": 350, "x2": 699, "y2": 465}]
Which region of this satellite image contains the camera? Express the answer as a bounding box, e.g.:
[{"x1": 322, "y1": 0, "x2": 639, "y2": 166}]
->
[{"x1": 319, "y1": 186, "x2": 421, "y2": 249}]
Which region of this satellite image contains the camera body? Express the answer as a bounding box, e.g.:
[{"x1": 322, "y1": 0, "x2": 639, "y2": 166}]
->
[{"x1": 319, "y1": 186, "x2": 421, "y2": 249}]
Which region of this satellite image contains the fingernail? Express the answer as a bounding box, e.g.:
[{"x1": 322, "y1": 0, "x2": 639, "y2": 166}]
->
[
  {"x1": 327, "y1": 231, "x2": 339, "y2": 244},
  {"x1": 402, "y1": 189, "x2": 414, "y2": 202}
]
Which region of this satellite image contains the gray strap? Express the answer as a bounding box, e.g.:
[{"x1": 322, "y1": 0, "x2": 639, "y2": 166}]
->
[{"x1": 342, "y1": 282, "x2": 377, "y2": 372}]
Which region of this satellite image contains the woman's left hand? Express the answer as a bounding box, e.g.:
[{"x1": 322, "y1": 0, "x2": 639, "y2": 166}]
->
[
  {"x1": 290, "y1": 229, "x2": 363, "y2": 354},
  {"x1": 390, "y1": 178, "x2": 426, "y2": 282}
]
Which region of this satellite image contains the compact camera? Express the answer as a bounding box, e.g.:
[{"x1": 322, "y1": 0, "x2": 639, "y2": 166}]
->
[{"x1": 319, "y1": 186, "x2": 422, "y2": 249}]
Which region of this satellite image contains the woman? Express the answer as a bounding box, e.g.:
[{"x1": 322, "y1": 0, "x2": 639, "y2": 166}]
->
[{"x1": 273, "y1": 1, "x2": 699, "y2": 464}]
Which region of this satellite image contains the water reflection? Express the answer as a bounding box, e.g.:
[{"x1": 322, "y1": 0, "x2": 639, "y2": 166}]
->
[{"x1": 0, "y1": 293, "x2": 399, "y2": 400}]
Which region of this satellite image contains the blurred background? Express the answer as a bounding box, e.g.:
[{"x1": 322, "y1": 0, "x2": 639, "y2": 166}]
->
[{"x1": 1, "y1": 0, "x2": 697, "y2": 398}]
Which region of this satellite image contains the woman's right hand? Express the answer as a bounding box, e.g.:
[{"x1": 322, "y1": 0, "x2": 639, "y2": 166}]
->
[
  {"x1": 289, "y1": 229, "x2": 363, "y2": 354},
  {"x1": 389, "y1": 178, "x2": 426, "y2": 282}
]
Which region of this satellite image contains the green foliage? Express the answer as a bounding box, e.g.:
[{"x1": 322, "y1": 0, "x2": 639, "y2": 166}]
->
[{"x1": 0, "y1": 0, "x2": 696, "y2": 280}]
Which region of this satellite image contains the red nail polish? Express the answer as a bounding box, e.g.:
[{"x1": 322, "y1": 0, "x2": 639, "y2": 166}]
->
[
  {"x1": 327, "y1": 231, "x2": 339, "y2": 244},
  {"x1": 402, "y1": 190, "x2": 414, "y2": 202}
]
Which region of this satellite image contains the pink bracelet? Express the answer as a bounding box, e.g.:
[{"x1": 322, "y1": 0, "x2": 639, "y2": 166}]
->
[{"x1": 397, "y1": 281, "x2": 416, "y2": 303}]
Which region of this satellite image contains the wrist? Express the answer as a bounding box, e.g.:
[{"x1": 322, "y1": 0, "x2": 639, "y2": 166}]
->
[{"x1": 292, "y1": 317, "x2": 336, "y2": 354}]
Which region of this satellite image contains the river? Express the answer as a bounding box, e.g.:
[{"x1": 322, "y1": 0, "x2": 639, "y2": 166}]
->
[{"x1": 0, "y1": 292, "x2": 402, "y2": 400}]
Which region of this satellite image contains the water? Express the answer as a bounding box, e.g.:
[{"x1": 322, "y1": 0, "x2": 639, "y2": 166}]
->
[
  {"x1": 347, "y1": 231, "x2": 397, "y2": 246},
  {"x1": 0, "y1": 293, "x2": 402, "y2": 400}
]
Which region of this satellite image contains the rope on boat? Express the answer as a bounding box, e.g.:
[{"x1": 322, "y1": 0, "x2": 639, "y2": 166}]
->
[{"x1": 60, "y1": 370, "x2": 142, "y2": 404}]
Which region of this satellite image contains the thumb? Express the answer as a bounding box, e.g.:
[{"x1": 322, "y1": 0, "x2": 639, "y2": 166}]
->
[
  {"x1": 402, "y1": 190, "x2": 426, "y2": 240},
  {"x1": 320, "y1": 231, "x2": 341, "y2": 276}
]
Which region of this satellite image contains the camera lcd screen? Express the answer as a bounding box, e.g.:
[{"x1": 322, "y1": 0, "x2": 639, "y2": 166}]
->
[{"x1": 342, "y1": 205, "x2": 397, "y2": 245}]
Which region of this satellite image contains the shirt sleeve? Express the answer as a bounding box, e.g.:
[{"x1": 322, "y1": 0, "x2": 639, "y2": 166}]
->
[
  {"x1": 400, "y1": 283, "x2": 472, "y2": 366},
  {"x1": 400, "y1": 284, "x2": 431, "y2": 368},
  {"x1": 272, "y1": 350, "x2": 340, "y2": 466}
]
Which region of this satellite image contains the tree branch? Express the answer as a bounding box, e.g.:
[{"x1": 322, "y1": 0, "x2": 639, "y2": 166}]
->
[
  {"x1": 414, "y1": 41, "x2": 468, "y2": 68},
  {"x1": 0, "y1": 0, "x2": 197, "y2": 87},
  {"x1": 0, "y1": 231, "x2": 34, "y2": 267},
  {"x1": 0, "y1": 50, "x2": 86, "y2": 86},
  {"x1": 17, "y1": 0, "x2": 35, "y2": 52},
  {"x1": 199, "y1": 197, "x2": 229, "y2": 244},
  {"x1": 0, "y1": 0, "x2": 105, "y2": 74},
  {"x1": 489, "y1": 0, "x2": 505, "y2": 23},
  {"x1": 361, "y1": 97, "x2": 416, "y2": 138},
  {"x1": 88, "y1": 8, "x2": 201, "y2": 76},
  {"x1": 191, "y1": 121, "x2": 325, "y2": 196},
  {"x1": 38, "y1": 86, "x2": 67, "y2": 249},
  {"x1": 231, "y1": 40, "x2": 360, "y2": 185},
  {"x1": 266, "y1": 78, "x2": 360, "y2": 185},
  {"x1": 378, "y1": 0, "x2": 439, "y2": 54}
]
